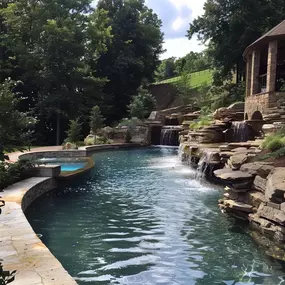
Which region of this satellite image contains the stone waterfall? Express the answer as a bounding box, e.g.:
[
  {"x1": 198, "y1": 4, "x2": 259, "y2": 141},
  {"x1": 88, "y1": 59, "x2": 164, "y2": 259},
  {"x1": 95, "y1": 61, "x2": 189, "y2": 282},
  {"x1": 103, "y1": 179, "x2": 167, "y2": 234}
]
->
[
  {"x1": 160, "y1": 126, "x2": 182, "y2": 146},
  {"x1": 226, "y1": 121, "x2": 255, "y2": 142}
]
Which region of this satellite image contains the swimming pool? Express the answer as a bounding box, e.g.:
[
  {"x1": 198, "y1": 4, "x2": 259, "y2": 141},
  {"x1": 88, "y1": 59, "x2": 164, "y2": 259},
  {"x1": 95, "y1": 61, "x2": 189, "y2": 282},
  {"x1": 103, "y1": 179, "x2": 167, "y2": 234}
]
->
[
  {"x1": 27, "y1": 148, "x2": 285, "y2": 284},
  {"x1": 36, "y1": 158, "x2": 88, "y2": 172}
]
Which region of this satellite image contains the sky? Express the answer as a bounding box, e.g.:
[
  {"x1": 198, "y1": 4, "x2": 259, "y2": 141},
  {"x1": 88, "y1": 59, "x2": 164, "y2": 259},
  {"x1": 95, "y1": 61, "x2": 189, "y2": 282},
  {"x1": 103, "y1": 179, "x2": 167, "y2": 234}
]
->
[{"x1": 91, "y1": 0, "x2": 206, "y2": 59}]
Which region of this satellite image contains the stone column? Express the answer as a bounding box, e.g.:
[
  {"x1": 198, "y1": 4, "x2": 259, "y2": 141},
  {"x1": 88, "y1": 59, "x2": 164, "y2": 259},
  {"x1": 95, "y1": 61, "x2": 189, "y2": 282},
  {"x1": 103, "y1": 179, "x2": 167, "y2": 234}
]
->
[
  {"x1": 251, "y1": 50, "x2": 260, "y2": 95},
  {"x1": 266, "y1": 40, "x2": 278, "y2": 93},
  {"x1": 246, "y1": 54, "x2": 252, "y2": 97}
]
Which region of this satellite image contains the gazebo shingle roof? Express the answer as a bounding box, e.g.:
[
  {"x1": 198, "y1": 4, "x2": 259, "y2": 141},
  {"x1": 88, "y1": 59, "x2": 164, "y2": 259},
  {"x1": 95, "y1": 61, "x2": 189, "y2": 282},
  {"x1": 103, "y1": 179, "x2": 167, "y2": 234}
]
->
[{"x1": 244, "y1": 20, "x2": 285, "y2": 57}]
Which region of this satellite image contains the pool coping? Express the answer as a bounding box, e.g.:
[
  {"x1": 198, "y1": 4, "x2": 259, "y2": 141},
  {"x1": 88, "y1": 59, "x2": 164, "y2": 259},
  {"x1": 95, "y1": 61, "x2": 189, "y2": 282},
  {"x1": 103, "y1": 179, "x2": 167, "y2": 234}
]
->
[
  {"x1": 1, "y1": 143, "x2": 145, "y2": 284},
  {"x1": 0, "y1": 177, "x2": 78, "y2": 285}
]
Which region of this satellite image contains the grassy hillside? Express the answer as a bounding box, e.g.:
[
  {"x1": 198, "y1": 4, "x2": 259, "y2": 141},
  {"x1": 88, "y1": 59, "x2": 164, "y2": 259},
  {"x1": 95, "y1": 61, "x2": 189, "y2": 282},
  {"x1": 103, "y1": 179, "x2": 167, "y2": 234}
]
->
[{"x1": 154, "y1": 69, "x2": 213, "y2": 89}]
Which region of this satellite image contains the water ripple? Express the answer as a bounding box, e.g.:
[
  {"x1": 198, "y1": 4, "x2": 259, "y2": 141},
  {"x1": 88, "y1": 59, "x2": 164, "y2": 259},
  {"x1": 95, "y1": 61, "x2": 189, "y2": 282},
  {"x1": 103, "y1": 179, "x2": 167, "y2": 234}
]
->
[{"x1": 26, "y1": 148, "x2": 285, "y2": 285}]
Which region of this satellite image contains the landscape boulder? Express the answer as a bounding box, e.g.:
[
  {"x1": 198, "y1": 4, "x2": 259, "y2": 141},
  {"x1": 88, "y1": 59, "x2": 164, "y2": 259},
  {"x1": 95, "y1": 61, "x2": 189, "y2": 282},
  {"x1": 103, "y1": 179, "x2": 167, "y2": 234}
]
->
[{"x1": 265, "y1": 168, "x2": 285, "y2": 203}]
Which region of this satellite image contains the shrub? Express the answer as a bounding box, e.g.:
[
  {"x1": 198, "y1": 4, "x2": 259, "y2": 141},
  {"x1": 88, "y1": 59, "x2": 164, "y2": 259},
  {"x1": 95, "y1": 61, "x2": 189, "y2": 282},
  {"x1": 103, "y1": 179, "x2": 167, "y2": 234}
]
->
[
  {"x1": 65, "y1": 118, "x2": 82, "y2": 143},
  {"x1": 90, "y1": 106, "x2": 104, "y2": 136},
  {"x1": 265, "y1": 137, "x2": 284, "y2": 151},
  {"x1": 262, "y1": 132, "x2": 285, "y2": 151},
  {"x1": 84, "y1": 135, "x2": 113, "y2": 146},
  {"x1": 0, "y1": 260, "x2": 16, "y2": 284},
  {"x1": 0, "y1": 160, "x2": 33, "y2": 191},
  {"x1": 128, "y1": 87, "x2": 156, "y2": 119},
  {"x1": 189, "y1": 115, "x2": 212, "y2": 130},
  {"x1": 75, "y1": 141, "x2": 85, "y2": 147},
  {"x1": 197, "y1": 81, "x2": 246, "y2": 112}
]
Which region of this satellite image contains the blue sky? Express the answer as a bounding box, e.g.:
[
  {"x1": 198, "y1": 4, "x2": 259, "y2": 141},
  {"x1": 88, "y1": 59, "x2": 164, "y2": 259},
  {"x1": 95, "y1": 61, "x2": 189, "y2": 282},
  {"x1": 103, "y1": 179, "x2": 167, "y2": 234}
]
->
[{"x1": 92, "y1": 0, "x2": 206, "y2": 59}]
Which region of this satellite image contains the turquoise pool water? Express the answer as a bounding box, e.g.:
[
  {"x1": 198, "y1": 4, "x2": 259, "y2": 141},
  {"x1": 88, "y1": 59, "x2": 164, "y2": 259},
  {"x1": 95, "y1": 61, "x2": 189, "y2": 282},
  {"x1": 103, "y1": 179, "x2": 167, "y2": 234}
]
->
[
  {"x1": 37, "y1": 159, "x2": 87, "y2": 172},
  {"x1": 51, "y1": 162, "x2": 86, "y2": 172},
  {"x1": 26, "y1": 148, "x2": 285, "y2": 284}
]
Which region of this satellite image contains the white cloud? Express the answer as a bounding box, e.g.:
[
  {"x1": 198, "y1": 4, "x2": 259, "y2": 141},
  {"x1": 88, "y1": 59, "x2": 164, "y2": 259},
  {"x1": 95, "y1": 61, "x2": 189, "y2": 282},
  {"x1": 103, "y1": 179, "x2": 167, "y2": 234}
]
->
[
  {"x1": 91, "y1": 0, "x2": 207, "y2": 59},
  {"x1": 161, "y1": 36, "x2": 206, "y2": 60},
  {"x1": 172, "y1": 17, "x2": 184, "y2": 31},
  {"x1": 169, "y1": 0, "x2": 205, "y2": 19}
]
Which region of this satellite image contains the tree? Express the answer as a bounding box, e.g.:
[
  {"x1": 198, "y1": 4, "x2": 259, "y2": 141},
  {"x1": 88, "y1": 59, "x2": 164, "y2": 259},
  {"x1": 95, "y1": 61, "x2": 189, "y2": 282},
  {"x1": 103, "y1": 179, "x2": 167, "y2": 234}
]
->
[
  {"x1": 1, "y1": 0, "x2": 112, "y2": 145},
  {"x1": 155, "y1": 57, "x2": 177, "y2": 81},
  {"x1": 65, "y1": 118, "x2": 82, "y2": 143},
  {"x1": 188, "y1": 0, "x2": 285, "y2": 83},
  {"x1": 128, "y1": 87, "x2": 156, "y2": 119},
  {"x1": 96, "y1": 0, "x2": 164, "y2": 122},
  {"x1": 90, "y1": 106, "x2": 104, "y2": 140},
  {"x1": 174, "y1": 73, "x2": 194, "y2": 105},
  {"x1": 0, "y1": 79, "x2": 35, "y2": 161}
]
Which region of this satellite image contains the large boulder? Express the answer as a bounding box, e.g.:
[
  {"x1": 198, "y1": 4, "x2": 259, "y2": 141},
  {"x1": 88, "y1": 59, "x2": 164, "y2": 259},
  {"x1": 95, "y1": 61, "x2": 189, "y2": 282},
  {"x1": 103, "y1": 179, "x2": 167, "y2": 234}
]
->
[
  {"x1": 258, "y1": 203, "x2": 285, "y2": 226},
  {"x1": 214, "y1": 169, "x2": 253, "y2": 180},
  {"x1": 228, "y1": 154, "x2": 249, "y2": 170},
  {"x1": 213, "y1": 102, "x2": 244, "y2": 121},
  {"x1": 265, "y1": 168, "x2": 285, "y2": 203},
  {"x1": 253, "y1": 176, "x2": 267, "y2": 193},
  {"x1": 240, "y1": 162, "x2": 274, "y2": 178}
]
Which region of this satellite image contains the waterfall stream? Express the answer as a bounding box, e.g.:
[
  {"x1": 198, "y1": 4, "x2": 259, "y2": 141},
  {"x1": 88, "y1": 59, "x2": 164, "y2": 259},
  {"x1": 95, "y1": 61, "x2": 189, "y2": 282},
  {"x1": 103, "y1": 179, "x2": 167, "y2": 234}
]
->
[
  {"x1": 160, "y1": 126, "x2": 181, "y2": 146},
  {"x1": 228, "y1": 121, "x2": 254, "y2": 142}
]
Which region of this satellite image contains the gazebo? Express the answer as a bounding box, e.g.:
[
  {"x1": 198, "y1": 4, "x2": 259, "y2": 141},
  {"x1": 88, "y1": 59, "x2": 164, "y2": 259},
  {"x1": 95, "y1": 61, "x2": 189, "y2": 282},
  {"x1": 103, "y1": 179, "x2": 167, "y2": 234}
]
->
[{"x1": 243, "y1": 20, "x2": 285, "y2": 123}]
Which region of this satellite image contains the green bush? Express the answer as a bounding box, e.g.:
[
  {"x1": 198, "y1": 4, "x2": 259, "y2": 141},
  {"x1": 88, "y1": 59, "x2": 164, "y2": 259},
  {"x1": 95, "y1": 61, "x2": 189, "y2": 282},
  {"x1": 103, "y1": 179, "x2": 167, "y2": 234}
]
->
[
  {"x1": 0, "y1": 160, "x2": 33, "y2": 191},
  {"x1": 65, "y1": 118, "x2": 82, "y2": 143},
  {"x1": 84, "y1": 135, "x2": 113, "y2": 146},
  {"x1": 266, "y1": 138, "x2": 284, "y2": 151},
  {"x1": 262, "y1": 133, "x2": 285, "y2": 151},
  {"x1": 258, "y1": 146, "x2": 285, "y2": 161},
  {"x1": 128, "y1": 87, "x2": 156, "y2": 119},
  {"x1": 189, "y1": 115, "x2": 212, "y2": 130},
  {"x1": 90, "y1": 106, "x2": 104, "y2": 135}
]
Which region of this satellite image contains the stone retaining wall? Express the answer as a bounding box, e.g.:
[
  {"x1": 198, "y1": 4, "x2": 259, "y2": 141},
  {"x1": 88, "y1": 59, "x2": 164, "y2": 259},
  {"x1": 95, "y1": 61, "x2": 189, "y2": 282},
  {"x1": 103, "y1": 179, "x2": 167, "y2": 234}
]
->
[
  {"x1": 19, "y1": 150, "x2": 87, "y2": 160},
  {"x1": 180, "y1": 141, "x2": 285, "y2": 261}
]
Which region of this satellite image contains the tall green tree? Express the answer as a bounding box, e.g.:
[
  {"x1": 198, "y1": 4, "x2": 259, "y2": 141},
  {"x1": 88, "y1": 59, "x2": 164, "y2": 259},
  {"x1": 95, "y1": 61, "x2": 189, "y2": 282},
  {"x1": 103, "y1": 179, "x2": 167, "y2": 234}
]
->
[
  {"x1": 155, "y1": 57, "x2": 177, "y2": 81},
  {"x1": 65, "y1": 118, "x2": 82, "y2": 143},
  {"x1": 188, "y1": 0, "x2": 285, "y2": 83},
  {"x1": 0, "y1": 80, "x2": 35, "y2": 160},
  {"x1": 1, "y1": 0, "x2": 111, "y2": 145},
  {"x1": 90, "y1": 106, "x2": 104, "y2": 139},
  {"x1": 96, "y1": 0, "x2": 164, "y2": 122}
]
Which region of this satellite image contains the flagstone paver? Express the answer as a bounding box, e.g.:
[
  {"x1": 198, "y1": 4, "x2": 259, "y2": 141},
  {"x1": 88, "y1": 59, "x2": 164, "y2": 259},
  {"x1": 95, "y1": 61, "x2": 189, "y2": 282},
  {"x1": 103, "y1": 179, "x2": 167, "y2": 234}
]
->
[{"x1": 0, "y1": 177, "x2": 77, "y2": 285}]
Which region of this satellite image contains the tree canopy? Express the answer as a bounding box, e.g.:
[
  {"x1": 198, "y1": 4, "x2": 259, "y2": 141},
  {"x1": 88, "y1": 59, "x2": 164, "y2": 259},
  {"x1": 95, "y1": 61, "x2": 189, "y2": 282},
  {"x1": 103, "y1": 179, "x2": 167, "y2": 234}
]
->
[
  {"x1": 0, "y1": 0, "x2": 163, "y2": 146},
  {"x1": 188, "y1": 0, "x2": 285, "y2": 83},
  {"x1": 96, "y1": 0, "x2": 164, "y2": 122},
  {"x1": 155, "y1": 52, "x2": 211, "y2": 82}
]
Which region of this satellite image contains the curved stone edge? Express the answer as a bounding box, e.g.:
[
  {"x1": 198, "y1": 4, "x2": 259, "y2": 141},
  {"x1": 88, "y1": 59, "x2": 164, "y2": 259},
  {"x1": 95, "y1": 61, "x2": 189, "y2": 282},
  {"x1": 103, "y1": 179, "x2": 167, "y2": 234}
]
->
[
  {"x1": 0, "y1": 177, "x2": 78, "y2": 285},
  {"x1": 1, "y1": 143, "x2": 145, "y2": 284}
]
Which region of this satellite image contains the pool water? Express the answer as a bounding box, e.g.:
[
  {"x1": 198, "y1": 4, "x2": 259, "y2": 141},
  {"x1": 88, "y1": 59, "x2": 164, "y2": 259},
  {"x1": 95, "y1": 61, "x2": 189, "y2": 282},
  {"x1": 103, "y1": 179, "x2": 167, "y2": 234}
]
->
[
  {"x1": 47, "y1": 162, "x2": 87, "y2": 172},
  {"x1": 26, "y1": 148, "x2": 285, "y2": 284},
  {"x1": 36, "y1": 158, "x2": 87, "y2": 172}
]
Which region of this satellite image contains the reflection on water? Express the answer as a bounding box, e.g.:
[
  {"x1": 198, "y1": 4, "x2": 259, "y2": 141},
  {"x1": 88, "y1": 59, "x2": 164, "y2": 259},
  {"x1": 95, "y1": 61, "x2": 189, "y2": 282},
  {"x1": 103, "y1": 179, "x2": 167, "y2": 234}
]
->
[{"x1": 26, "y1": 148, "x2": 285, "y2": 284}]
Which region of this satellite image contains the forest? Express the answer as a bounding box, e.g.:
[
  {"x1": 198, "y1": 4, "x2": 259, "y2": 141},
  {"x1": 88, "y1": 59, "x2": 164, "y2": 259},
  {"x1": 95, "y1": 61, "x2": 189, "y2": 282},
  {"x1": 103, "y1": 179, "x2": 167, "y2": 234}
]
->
[{"x1": 1, "y1": 0, "x2": 285, "y2": 148}]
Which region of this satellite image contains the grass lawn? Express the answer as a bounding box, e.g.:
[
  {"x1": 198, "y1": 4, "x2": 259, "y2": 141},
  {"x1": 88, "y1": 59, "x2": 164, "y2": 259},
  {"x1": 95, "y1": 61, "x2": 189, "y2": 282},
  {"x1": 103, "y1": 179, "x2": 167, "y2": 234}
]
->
[{"x1": 154, "y1": 69, "x2": 213, "y2": 88}]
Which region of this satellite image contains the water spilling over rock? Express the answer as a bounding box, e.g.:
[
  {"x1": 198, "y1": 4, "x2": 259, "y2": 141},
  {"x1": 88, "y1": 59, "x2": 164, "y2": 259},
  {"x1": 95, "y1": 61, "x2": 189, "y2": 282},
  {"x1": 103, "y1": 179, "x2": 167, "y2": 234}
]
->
[
  {"x1": 160, "y1": 126, "x2": 182, "y2": 146},
  {"x1": 225, "y1": 121, "x2": 255, "y2": 142}
]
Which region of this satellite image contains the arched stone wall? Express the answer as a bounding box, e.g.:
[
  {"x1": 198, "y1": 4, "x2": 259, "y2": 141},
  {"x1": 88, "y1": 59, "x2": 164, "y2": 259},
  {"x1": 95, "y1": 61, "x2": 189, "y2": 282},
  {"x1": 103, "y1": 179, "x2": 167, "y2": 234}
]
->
[{"x1": 251, "y1": 111, "x2": 263, "y2": 120}]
